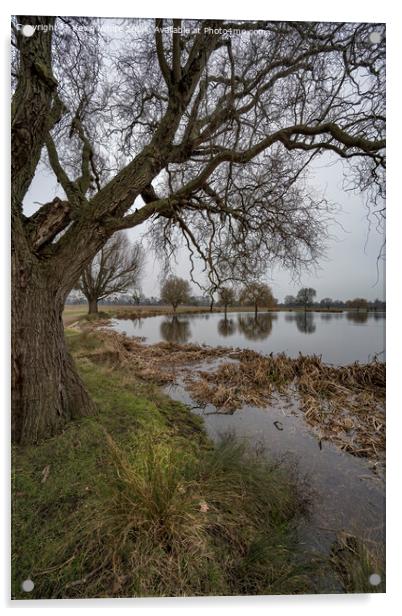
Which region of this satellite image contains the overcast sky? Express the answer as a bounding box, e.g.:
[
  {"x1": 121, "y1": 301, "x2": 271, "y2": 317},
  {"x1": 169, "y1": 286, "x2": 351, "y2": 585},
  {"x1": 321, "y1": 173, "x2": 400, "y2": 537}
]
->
[{"x1": 23, "y1": 152, "x2": 385, "y2": 303}]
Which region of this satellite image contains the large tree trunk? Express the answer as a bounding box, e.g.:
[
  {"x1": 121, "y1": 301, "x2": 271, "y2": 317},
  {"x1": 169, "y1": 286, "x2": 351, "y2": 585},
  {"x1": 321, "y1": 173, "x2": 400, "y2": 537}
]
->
[
  {"x1": 11, "y1": 255, "x2": 95, "y2": 445},
  {"x1": 88, "y1": 298, "x2": 99, "y2": 315}
]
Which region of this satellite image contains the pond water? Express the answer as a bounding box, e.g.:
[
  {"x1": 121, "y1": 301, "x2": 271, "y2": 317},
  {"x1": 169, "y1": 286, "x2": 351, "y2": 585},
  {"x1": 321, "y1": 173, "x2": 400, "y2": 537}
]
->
[{"x1": 111, "y1": 310, "x2": 385, "y2": 365}]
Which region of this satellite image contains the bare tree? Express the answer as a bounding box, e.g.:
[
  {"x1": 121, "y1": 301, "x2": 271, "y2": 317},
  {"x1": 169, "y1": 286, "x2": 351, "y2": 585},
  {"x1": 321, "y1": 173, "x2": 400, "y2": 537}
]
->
[
  {"x1": 284, "y1": 295, "x2": 297, "y2": 307},
  {"x1": 11, "y1": 17, "x2": 385, "y2": 443},
  {"x1": 296, "y1": 287, "x2": 317, "y2": 310},
  {"x1": 160, "y1": 276, "x2": 191, "y2": 312},
  {"x1": 239, "y1": 282, "x2": 276, "y2": 317},
  {"x1": 77, "y1": 232, "x2": 144, "y2": 314},
  {"x1": 346, "y1": 298, "x2": 369, "y2": 311},
  {"x1": 320, "y1": 297, "x2": 333, "y2": 310},
  {"x1": 218, "y1": 286, "x2": 236, "y2": 316}
]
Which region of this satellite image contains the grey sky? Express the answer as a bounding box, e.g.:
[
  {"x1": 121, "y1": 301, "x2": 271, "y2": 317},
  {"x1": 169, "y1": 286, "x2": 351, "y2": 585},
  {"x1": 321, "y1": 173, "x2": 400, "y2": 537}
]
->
[{"x1": 23, "y1": 155, "x2": 385, "y2": 303}]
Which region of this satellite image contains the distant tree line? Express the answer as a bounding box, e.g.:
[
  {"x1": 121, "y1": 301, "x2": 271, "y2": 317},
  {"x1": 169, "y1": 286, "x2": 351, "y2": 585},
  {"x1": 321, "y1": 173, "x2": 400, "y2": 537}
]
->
[
  {"x1": 283, "y1": 289, "x2": 385, "y2": 311},
  {"x1": 67, "y1": 276, "x2": 385, "y2": 314}
]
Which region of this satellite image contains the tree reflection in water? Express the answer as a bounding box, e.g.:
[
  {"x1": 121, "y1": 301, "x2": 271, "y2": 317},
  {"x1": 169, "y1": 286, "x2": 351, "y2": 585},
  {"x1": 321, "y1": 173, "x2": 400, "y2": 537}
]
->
[
  {"x1": 284, "y1": 313, "x2": 295, "y2": 323},
  {"x1": 346, "y1": 311, "x2": 369, "y2": 324},
  {"x1": 217, "y1": 317, "x2": 236, "y2": 337},
  {"x1": 295, "y1": 311, "x2": 316, "y2": 334},
  {"x1": 237, "y1": 313, "x2": 276, "y2": 341},
  {"x1": 320, "y1": 312, "x2": 334, "y2": 321},
  {"x1": 160, "y1": 316, "x2": 191, "y2": 343}
]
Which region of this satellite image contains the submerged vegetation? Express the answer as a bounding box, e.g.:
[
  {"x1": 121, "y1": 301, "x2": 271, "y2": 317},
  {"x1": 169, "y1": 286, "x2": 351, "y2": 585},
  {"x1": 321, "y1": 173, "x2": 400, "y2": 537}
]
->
[{"x1": 188, "y1": 351, "x2": 385, "y2": 469}]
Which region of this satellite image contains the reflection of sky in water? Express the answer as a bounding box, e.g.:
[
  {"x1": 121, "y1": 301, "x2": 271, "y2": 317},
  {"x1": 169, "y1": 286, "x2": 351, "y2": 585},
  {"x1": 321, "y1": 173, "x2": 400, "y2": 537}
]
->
[{"x1": 112, "y1": 311, "x2": 385, "y2": 365}]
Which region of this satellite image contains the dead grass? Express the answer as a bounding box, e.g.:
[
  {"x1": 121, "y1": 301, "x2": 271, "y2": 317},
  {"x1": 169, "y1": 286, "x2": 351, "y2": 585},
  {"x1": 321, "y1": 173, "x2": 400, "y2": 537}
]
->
[
  {"x1": 187, "y1": 350, "x2": 385, "y2": 467},
  {"x1": 69, "y1": 326, "x2": 230, "y2": 385}
]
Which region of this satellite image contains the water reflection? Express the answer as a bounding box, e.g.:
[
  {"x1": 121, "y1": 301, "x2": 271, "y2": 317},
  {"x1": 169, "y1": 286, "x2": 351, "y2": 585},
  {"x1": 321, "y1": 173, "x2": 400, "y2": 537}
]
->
[
  {"x1": 160, "y1": 316, "x2": 191, "y2": 343},
  {"x1": 283, "y1": 312, "x2": 316, "y2": 332},
  {"x1": 217, "y1": 317, "x2": 236, "y2": 337},
  {"x1": 346, "y1": 311, "x2": 369, "y2": 324},
  {"x1": 295, "y1": 311, "x2": 316, "y2": 334},
  {"x1": 237, "y1": 313, "x2": 277, "y2": 340}
]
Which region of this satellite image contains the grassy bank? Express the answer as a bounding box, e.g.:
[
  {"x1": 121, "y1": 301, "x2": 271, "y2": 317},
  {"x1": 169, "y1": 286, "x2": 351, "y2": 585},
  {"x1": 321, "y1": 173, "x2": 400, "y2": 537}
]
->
[{"x1": 12, "y1": 330, "x2": 313, "y2": 599}]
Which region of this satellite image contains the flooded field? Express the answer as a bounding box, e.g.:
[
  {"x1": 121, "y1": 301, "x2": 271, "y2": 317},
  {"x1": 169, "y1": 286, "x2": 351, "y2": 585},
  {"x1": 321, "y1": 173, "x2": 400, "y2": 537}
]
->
[{"x1": 111, "y1": 310, "x2": 385, "y2": 365}]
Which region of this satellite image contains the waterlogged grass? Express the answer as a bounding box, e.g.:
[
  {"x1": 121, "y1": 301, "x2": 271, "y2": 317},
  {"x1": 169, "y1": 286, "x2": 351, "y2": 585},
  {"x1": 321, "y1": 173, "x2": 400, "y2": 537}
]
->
[{"x1": 12, "y1": 328, "x2": 384, "y2": 598}]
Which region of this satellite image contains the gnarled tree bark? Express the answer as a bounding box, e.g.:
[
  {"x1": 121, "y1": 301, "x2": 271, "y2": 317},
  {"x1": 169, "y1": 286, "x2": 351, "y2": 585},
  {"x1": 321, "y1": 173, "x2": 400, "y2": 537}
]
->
[{"x1": 11, "y1": 240, "x2": 95, "y2": 444}]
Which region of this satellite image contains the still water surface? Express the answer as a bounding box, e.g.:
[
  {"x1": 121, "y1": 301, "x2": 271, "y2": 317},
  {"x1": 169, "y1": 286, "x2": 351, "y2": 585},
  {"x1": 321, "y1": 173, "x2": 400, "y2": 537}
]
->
[{"x1": 112, "y1": 310, "x2": 385, "y2": 365}]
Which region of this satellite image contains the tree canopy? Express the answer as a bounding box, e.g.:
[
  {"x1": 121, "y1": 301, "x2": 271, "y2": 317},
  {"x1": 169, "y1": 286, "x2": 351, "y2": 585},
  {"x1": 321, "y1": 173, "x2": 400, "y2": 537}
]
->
[
  {"x1": 160, "y1": 275, "x2": 191, "y2": 311},
  {"x1": 296, "y1": 287, "x2": 317, "y2": 308},
  {"x1": 13, "y1": 17, "x2": 385, "y2": 292},
  {"x1": 239, "y1": 282, "x2": 276, "y2": 315}
]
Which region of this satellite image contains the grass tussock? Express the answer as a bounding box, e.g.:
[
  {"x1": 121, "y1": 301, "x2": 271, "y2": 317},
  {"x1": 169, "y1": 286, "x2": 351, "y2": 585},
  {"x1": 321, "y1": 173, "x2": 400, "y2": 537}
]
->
[
  {"x1": 52, "y1": 431, "x2": 314, "y2": 598},
  {"x1": 13, "y1": 415, "x2": 314, "y2": 598}
]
